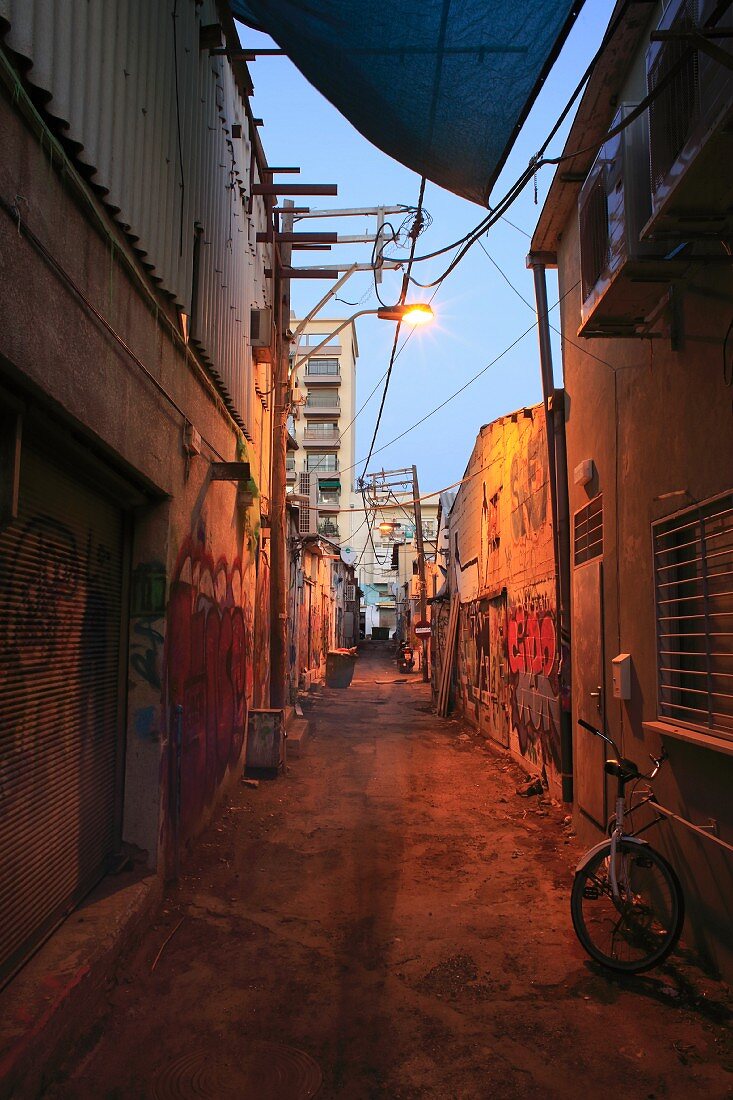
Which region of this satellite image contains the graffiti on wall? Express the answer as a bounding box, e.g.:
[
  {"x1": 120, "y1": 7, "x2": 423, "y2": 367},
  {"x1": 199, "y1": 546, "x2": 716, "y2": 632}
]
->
[
  {"x1": 457, "y1": 598, "x2": 509, "y2": 746},
  {"x1": 510, "y1": 428, "x2": 547, "y2": 542},
  {"x1": 507, "y1": 594, "x2": 560, "y2": 770},
  {"x1": 165, "y1": 529, "x2": 254, "y2": 839}
]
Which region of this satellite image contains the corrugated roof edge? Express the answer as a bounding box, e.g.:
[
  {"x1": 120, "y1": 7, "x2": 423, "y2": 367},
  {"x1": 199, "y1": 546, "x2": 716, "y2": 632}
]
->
[{"x1": 530, "y1": 0, "x2": 655, "y2": 260}]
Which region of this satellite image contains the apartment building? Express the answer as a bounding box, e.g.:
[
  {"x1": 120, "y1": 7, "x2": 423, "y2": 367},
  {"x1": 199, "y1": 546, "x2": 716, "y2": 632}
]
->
[
  {"x1": 288, "y1": 318, "x2": 363, "y2": 551},
  {"x1": 360, "y1": 501, "x2": 439, "y2": 638}
]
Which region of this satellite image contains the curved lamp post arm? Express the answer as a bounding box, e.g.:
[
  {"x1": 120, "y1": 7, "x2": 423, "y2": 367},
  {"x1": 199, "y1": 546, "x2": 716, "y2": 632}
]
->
[{"x1": 291, "y1": 309, "x2": 377, "y2": 373}]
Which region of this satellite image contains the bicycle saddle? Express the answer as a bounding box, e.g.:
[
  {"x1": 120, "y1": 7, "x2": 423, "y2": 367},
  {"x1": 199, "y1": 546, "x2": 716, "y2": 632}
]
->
[{"x1": 604, "y1": 757, "x2": 640, "y2": 781}]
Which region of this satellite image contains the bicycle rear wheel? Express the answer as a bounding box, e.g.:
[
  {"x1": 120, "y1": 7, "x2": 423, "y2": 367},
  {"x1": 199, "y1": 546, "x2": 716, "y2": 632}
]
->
[{"x1": 571, "y1": 839, "x2": 684, "y2": 973}]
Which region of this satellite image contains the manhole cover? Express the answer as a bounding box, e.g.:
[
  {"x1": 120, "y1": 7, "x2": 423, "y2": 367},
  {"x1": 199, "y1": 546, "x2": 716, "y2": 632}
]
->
[{"x1": 153, "y1": 1040, "x2": 322, "y2": 1099}]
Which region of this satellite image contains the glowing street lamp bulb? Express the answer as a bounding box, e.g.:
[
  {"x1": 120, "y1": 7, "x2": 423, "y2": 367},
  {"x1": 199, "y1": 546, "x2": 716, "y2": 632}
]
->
[
  {"x1": 401, "y1": 303, "x2": 434, "y2": 326},
  {"x1": 379, "y1": 521, "x2": 396, "y2": 536}
]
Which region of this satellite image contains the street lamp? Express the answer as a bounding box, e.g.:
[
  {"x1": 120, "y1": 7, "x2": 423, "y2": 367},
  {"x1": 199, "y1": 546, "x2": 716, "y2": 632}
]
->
[{"x1": 291, "y1": 302, "x2": 434, "y2": 373}]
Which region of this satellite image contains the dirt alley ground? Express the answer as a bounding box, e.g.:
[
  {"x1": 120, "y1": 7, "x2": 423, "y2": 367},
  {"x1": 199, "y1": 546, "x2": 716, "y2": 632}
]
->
[{"x1": 44, "y1": 645, "x2": 732, "y2": 1099}]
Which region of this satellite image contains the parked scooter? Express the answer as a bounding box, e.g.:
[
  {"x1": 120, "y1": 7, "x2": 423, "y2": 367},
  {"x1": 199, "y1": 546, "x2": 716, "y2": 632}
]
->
[{"x1": 398, "y1": 642, "x2": 415, "y2": 674}]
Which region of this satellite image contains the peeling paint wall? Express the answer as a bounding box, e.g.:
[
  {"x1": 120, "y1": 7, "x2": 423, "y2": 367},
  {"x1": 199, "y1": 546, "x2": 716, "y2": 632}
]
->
[{"x1": 447, "y1": 407, "x2": 560, "y2": 790}]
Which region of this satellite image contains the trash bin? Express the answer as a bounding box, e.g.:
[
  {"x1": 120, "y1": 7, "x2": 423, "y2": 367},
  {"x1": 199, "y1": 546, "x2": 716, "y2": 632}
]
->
[{"x1": 325, "y1": 648, "x2": 357, "y2": 688}]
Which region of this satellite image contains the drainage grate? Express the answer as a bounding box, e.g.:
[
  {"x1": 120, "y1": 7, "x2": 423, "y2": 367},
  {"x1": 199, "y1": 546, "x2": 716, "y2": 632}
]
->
[{"x1": 153, "y1": 1041, "x2": 322, "y2": 1099}]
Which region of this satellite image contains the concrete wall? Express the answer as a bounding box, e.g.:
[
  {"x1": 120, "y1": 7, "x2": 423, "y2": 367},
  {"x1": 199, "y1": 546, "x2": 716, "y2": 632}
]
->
[
  {"x1": 447, "y1": 407, "x2": 560, "y2": 791},
  {"x1": 554, "y1": 24, "x2": 733, "y2": 975},
  {"x1": 0, "y1": 26, "x2": 273, "y2": 873}
]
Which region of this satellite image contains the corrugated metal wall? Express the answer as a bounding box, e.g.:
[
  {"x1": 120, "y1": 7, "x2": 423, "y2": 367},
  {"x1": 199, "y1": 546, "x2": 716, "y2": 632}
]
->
[{"x1": 0, "y1": 0, "x2": 272, "y2": 430}]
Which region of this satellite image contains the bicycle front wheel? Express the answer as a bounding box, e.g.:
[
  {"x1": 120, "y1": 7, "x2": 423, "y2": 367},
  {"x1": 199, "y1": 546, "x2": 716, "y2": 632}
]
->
[{"x1": 571, "y1": 839, "x2": 684, "y2": 973}]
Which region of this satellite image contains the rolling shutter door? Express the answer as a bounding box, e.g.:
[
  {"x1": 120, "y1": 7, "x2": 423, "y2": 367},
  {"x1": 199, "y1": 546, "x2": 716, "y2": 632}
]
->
[{"x1": 0, "y1": 448, "x2": 125, "y2": 985}]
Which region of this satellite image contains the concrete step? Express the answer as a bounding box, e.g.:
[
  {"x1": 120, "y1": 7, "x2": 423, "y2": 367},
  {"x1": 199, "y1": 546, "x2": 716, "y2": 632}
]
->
[{"x1": 287, "y1": 718, "x2": 310, "y2": 758}]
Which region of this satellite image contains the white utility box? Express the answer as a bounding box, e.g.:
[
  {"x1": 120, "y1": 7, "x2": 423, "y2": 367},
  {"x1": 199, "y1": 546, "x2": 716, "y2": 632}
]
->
[{"x1": 612, "y1": 653, "x2": 632, "y2": 700}]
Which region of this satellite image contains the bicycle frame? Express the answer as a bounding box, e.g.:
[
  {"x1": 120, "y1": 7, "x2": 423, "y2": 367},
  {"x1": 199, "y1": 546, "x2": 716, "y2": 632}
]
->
[{"x1": 576, "y1": 717, "x2": 667, "y2": 900}]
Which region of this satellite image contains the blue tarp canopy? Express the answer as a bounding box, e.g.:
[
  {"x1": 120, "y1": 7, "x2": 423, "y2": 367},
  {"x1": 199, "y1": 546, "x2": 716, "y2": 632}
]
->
[{"x1": 230, "y1": 0, "x2": 584, "y2": 206}]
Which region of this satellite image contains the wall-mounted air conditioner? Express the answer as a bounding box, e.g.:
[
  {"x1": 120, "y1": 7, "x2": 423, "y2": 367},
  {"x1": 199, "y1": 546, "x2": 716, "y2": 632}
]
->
[
  {"x1": 644, "y1": 0, "x2": 733, "y2": 238},
  {"x1": 578, "y1": 105, "x2": 682, "y2": 338},
  {"x1": 250, "y1": 308, "x2": 274, "y2": 363}
]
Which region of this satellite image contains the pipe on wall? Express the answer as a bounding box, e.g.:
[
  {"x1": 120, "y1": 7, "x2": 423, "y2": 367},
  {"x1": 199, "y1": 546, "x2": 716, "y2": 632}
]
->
[{"x1": 527, "y1": 254, "x2": 573, "y2": 804}]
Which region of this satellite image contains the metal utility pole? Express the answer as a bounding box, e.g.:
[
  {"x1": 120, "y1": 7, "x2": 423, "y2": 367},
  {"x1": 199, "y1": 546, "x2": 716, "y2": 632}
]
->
[
  {"x1": 363, "y1": 466, "x2": 430, "y2": 680},
  {"x1": 269, "y1": 201, "x2": 294, "y2": 709},
  {"x1": 412, "y1": 464, "x2": 429, "y2": 682}
]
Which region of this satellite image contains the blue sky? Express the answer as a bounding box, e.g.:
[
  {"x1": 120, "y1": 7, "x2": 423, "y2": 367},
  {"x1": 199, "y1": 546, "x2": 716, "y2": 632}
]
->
[{"x1": 239, "y1": 0, "x2": 614, "y2": 495}]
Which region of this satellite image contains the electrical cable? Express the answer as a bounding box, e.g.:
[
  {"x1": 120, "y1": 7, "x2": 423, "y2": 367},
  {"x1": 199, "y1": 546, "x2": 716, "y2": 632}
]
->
[
  {"x1": 381, "y1": 1, "x2": 694, "y2": 290},
  {"x1": 1, "y1": 193, "x2": 229, "y2": 462},
  {"x1": 477, "y1": 238, "x2": 618, "y2": 372},
  {"x1": 360, "y1": 176, "x2": 428, "y2": 478},
  {"x1": 338, "y1": 279, "x2": 581, "y2": 477}
]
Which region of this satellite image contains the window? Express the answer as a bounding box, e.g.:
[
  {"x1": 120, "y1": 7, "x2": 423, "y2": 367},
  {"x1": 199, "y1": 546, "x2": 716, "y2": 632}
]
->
[
  {"x1": 306, "y1": 453, "x2": 339, "y2": 473},
  {"x1": 306, "y1": 358, "x2": 339, "y2": 376},
  {"x1": 574, "y1": 497, "x2": 603, "y2": 565},
  {"x1": 301, "y1": 332, "x2": 334, "y2": 346},
  {"x1": 654, "y1": 492, "x2": 733, "y2": 740}
]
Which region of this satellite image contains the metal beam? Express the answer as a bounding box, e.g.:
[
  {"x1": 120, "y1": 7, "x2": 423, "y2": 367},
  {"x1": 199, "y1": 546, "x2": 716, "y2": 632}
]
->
[
  {"x1": 253, "y1": 184, "x2": 338, "y2": 196},
  {"x1": 266, "y1": 267, "x2": 339, "y2": 280},
  {"x1": 256, "y1": 232, "x2": 338, "y2": 243}
]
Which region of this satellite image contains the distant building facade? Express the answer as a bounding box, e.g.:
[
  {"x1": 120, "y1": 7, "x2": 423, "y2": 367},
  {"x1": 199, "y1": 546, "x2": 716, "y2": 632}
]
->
[{"x1": 288, "y1": 318, "x2": 362, "y2": 551}]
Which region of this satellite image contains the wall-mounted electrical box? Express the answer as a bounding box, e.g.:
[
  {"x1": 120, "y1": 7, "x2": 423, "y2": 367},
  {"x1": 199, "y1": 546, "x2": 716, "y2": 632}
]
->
[
  {"x1": 612, "y1": 653, "x2": 632, "y2": 700},
  {"x1": 574, "y1": 459, "x2": 594, "y2": 487}
]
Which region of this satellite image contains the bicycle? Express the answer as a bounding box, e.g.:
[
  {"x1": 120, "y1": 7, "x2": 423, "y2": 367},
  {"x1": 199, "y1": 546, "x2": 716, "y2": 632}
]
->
[{"x1": 570, "y1": 717, "x2": 685, "y2": 974}]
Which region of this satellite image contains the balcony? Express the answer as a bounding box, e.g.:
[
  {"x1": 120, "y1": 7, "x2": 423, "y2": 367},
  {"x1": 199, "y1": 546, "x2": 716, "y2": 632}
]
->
[
  {"x1": 317, "y1": 520, "x2": 340, "y2": 540},
  {"x1": 286, "y1": 457, "x2": 296, "y2": 482},
  {"x1": 304, "y1": 393, "x2": 341, "y2": 416},
  {"x1": 317, "y1": 492, "x2": 340, "y2": 512},
  {"x1": 303, "y1": 427, "x2": 340, "y2": 447},
  {"x1": 304, "y1": 358, "x2": 341, "y2": 385}
]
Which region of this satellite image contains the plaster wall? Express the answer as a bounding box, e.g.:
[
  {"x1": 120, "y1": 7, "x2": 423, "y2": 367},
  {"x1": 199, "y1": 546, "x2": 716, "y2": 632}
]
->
[{"x1": 558, "y1": 186, "x2": 733, "y2": 979}]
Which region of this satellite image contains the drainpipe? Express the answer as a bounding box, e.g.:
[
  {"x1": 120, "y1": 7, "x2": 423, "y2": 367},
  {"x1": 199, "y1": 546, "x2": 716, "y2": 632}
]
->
[
  {"x1": 527, "y1": 253, "x2": 573, "y2": 804},
  {"x1": 270, "y1": 203, "x2": 294, "y2": 709}
]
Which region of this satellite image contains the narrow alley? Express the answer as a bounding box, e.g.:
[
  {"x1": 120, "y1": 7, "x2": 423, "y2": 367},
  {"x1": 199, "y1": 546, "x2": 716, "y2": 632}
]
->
[{"x1": 44, "y1": 646, "x2": 731, "y2": 1100}]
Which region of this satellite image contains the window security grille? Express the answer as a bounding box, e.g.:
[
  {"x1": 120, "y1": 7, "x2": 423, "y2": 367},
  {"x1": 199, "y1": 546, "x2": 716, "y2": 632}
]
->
[
  {"x1": 306, "y1": 358, "x2": 339, "y2": 376},
  {"x1": 298, "y1": 472, "x2": 311, "y2": 535},
  {"x1": 346, "y1": 584, "x2": 356, "y2": 602},
  {"x1": 574, "y1": 497, "x2": 603, "y2": 566},
  {"x1": 654, "y1": 492, "x2": 733, "y2": 739}
]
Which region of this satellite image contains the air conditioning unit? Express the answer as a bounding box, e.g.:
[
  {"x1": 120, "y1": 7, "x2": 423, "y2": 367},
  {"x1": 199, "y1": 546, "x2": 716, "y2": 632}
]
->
[
  {"x1": 297, "y1": 472, "x2": 318, "y2": 536},
  {"x1": 644, "y1": 0, "x2": 733, "y2": 239},
  {"x1": 578, "y1": 105, "x2": 683, "y2": 338},
  {"x1": 250, "y1": 307, "x2": 274, "y2": 363}
]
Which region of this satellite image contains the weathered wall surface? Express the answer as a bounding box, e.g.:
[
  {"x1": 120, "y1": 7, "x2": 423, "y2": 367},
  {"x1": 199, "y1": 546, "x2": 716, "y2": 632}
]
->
[
  {"x1": 448, "y1": 409, "x2": 560, "y2": 790},
  {"x1": 0, "y1": 31, "x2": 272, "y2": 875},
  {"x1": 558, "y1": 211, "x2": 733, "y2": 979}
]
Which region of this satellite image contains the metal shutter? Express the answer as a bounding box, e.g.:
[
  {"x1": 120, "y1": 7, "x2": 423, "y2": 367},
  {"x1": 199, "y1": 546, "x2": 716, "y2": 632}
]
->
[{"x1": 0, "y1": 448, "x2": 125, "y2": 985}]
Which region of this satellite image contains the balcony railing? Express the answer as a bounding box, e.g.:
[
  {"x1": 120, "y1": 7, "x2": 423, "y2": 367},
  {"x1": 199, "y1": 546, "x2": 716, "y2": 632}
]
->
[
  {"x1": 304, "y1": 428, "x2": 340, "y2": 444},
  {"x1": 305, "y1": 394, "x2": 341, "y2": 409},
  {"x1": 318, "y1": 521, "x2": 340, "y2": 539}
]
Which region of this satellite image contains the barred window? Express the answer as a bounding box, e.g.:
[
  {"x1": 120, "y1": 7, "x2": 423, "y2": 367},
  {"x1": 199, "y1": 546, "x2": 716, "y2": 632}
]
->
[
  {"x1": 574, "y1": 496, "x2": 603, "y2": 566},
  {"x1": 653, "y1": 492, "x2": 733, "y2": 740}
]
